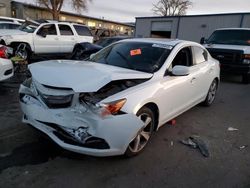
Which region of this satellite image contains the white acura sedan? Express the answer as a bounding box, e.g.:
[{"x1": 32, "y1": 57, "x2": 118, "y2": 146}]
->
[{"x1": 19, "y1": 39, "x2": 220, "y2": 157}]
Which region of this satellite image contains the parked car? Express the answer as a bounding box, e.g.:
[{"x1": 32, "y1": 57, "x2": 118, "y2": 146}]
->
[
  {"x1": 0, "y1": 22, "x2": 21, "y2": 30},
  {"x1": 0, "y1": 45, "x2": 13, "y2": 81},
  {"x1": 201, "y1": 28, "x2": 250, "y2": 83},
  {"x1": 72, "y1": 36, "x2": 132, "y2": 60},
  {"x1": 1, "y1": 22, "x2": 93, "y2": 60},
  {"x1": 19, "y1": 39, "x2": 220, "y2": 157},
  {"x1": 0, "y1": 16, "x2": 24, "y2": 24}
]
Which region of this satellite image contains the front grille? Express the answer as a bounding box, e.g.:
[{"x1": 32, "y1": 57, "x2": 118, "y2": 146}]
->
[
  {"x1": 39, "y1": 94, "x2": 73, "y2": 109},
  {"x1": 207, "y1": 48, "x2": 243, "y2": 64},
  {"x1": 37, "y1": 120, "x2": 110, "y2": 149}
]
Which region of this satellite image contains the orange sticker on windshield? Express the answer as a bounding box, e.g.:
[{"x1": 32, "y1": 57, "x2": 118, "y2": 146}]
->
[{"x1": 130, "y1": 49, "x2": 142, "y2": 56}]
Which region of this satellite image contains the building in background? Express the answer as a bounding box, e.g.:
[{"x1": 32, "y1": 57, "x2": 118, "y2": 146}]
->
[
  {"x1": 135, "y1": 13, "x2": 250, "y2": 42},
  {"x1": 0, "y1": 1, "x2": 134, "y2": 35}
]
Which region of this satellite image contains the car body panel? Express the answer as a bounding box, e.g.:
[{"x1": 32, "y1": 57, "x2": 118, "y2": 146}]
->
[
  {"x1": 19, "y1": 39, "x2": 220, "y2": 156},
  {"x1": 0, "y1": 57, "x2": 13, "y2": 81},
  {"x1": 29, "y1": 60, "x2": 153, "y2": 92}
]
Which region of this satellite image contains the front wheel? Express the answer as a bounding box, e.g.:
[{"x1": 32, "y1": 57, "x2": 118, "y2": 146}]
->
[
  {"x1": 202, "y1": 79, "x2": 218, "y2": 106},
  {"x1": 125, "y1": 107, "x2": 155, "y2": 157}
]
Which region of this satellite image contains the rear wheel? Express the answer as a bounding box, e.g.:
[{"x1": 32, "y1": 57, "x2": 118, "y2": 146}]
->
[
  {"x1": 202, "y1": 79, "x2": 218, "y2": 106},
  {"x1": 125, "y1": 107, "x2": 155, "y2": 157}
]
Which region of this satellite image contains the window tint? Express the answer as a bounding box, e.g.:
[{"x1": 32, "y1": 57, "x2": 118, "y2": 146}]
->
[
  {"x1": 73, "y1": 25, "x2": 92, "y2": 36},
  {"x1": 207, "y1": 30, "x2": 250, "y2": 46},
  {"x1": 37, "y1": 24, "x2": 57, "y2": 35},
  {"x1": 59, "y1": 24, "x2": 74, "y2": 35},
  {"x1": 193, "y1": 46, "x2": 207, "y2": 65},
  {"x1": 10, "y1": 24, "x2": 20, "y2": 29},
  {"x1": 171, "y1": 47, "x2": 193, "y2": 68}
]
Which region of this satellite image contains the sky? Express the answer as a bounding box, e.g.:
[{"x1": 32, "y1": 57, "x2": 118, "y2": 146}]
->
[{"x1": 20, "y1": 0, "x2": 250, "y2": 23}]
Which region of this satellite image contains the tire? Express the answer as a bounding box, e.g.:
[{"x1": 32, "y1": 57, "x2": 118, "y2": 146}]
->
[
  {"x1": 14, "y1": 44, "x2": 31, "y2": 61},
  {"x1": 242, "y1": 74, "x2": 250, "y2": 84},
  {"x1": 202, "y1": 79, "x2": 218, "y2": 106},
  {"x1": 125, "y1": 107, "x2": 155, "y2": 157}
]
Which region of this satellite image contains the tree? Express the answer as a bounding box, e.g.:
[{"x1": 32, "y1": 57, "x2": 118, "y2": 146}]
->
[
  {"x1": 37, "y1": 0, "x2": 92, "y2": 20},
  {"x1": 152, "y1": 0, "x2": 192, "y2": 16}
]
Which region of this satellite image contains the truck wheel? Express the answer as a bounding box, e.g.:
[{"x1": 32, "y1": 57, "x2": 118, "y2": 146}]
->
[
  {"x1": 14, "y1": 44, "x2": 31, "y2": 61},
  {"x1": 242, "y1": 74, "x2": 250, "y2": 84}
]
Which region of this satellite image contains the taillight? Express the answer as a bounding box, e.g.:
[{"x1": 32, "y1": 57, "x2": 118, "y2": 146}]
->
[{"x1": 0, "y1": 46, "x2": 8, "y2": 59}]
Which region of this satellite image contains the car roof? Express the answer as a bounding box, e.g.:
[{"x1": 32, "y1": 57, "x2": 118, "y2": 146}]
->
[
  {"x1": 215, "y1": 28, "x2": 250, "y2": 31},
  {"x1": 0, "y1": 21, "x2": 21, "y2": 25},
  {"x1": 121, "y1": 38, "x2": 184, "y2": 46}
]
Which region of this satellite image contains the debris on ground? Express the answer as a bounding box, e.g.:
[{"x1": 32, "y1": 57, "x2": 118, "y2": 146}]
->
[
  {"x1": 170, "y1": 141, "x2": 174, "y2": 147},
  {"x1": 228, "y1": 127, "x2": 239, "y2": 131},
  {"x1": 167, "y1": 119, "x2": 176, "y2": 126},
  {"x1": 239, "y1": 145, "x2": 248, "y2": 150},
  {"x1": 180, "y1": 136, "x2": 210, "y2": 157}
]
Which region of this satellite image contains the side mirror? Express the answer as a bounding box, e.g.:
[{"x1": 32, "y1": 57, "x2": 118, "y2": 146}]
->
[
  {"x1": 172, "y1": 65, "x2": 190, "y2": 76},
  {"x1": 200, "y1": 37, "x2": 206, "y2": 44}
]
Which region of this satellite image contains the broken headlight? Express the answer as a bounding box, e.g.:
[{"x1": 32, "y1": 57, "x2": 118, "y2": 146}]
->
[{"x1": 97, "y1": 98, "x2": 127, "y2": 117}]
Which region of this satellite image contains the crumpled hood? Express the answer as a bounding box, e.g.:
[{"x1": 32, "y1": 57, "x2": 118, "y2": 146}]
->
[
  {"x1": 204, "y1": 44, "x2": 250, "y2": 54},
  {"x1": 0, "y1": 29, "x2": 27, "y2": 37},
  {"x1": 29, "y1": 60, "x2": 153, "y2": 92}
]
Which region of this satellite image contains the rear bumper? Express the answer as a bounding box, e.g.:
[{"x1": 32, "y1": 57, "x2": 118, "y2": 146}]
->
[
  {"x1": 220, "y1": 63, "x2": 250, "y2": 75},
  {"x1": 0, "y1": 58, "x2": 13, "y2": 81}
]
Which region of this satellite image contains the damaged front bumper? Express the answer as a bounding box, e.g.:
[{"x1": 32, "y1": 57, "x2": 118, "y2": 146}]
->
[{"x1": 19, "y1": 83, "x2": 144, "y2": 157}]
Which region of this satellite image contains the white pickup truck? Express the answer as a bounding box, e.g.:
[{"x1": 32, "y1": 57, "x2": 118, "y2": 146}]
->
[
  {"x1": 0, "y1": 22, "x2": 93, "y2": 60},
  {"x1": 201, "y1": 28, "x2": 250, "y2": 83}
]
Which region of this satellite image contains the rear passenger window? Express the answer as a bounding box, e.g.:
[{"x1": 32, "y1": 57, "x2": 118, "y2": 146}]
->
[
  {"x1": 193, "y1": 46, "x2": 208, "y2": 65},
  {"x1": 73, "y1": 25, "x2": 92, "y2": 36},
  {"x1": 59, "y1": 24, "x2": 74, "y2": 35}
]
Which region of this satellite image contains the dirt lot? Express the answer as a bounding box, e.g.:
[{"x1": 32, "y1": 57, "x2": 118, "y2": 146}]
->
[{"x1": 0, "y1": 74, "x2": 250, "y2": 188}]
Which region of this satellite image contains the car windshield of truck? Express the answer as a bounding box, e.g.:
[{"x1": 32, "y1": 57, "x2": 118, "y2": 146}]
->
[
  {"x1": 207, "y1": 30, "x2": 250, "y2": 46},
  {"x1": 18, "y1": 24, "x2": 36, "y2": 33},
  {"x1": 89, "y1": 41, "x2": 171, "y2": 73}
]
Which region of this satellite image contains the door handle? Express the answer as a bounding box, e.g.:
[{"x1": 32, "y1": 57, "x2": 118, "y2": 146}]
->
[{"x1": 191, "y1": 77, "x2": 196, "y2": 83}]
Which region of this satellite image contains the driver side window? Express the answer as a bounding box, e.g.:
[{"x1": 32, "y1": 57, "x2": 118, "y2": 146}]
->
[
  {"x1": 37, "y1": 24, "x2": 57, "y2": 36},
  {"x1": 168, "y1": 47, "x2": 193, "y2": 72}
]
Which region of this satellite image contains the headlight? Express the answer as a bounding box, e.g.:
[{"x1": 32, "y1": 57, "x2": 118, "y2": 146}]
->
[
  {"x1": 98, "y1": 98, "x2": 127, "y2": 117},
  {"x1": 243, "y1": 54, "x2": 250, "y2": 64}
]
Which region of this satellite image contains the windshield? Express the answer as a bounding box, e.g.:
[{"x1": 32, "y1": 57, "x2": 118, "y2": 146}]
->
[
  {"x1": 89, "y1": 41, "x2": 171, "y2": 73},
  {"x1": 18, "y1": 23, "x2": 37, "y2": 33},
  {"x1": 207, "y1": 30, "x2": 250, "y2": 46}
]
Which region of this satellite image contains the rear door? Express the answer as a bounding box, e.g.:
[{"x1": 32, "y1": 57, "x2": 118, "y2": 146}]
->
[
  {"x1": 33, "y1": 24, "x2": 60, "y2": 54},
  {"x1": 58, "y1": 24, "x2": 76, "y2": 53},
  {"x1": 191, "y1": 46, "x2": 212, "y2": 102},
  {"x1": 73, "y1": 25, "x2": 93, "y2": 43}
]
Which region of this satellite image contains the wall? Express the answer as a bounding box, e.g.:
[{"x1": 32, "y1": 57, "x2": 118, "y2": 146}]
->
[
  {"x1": 135, "y1": 13, "x2": 250, "y2": 42},
  {"x1": 0, "y1": 0, "x2": 11, "y2": 17}
]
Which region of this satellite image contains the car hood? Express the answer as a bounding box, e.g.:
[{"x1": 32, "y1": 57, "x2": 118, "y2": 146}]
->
[
  {"x1": 0, "y1": 29, "x2": 27, "y2": 37},
  {"x1": 29, "y1": 60, "x2": 153, "y2": 92},
  {"x1": 204, "y1": 44, "x2": 250, "y2": 53}
]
